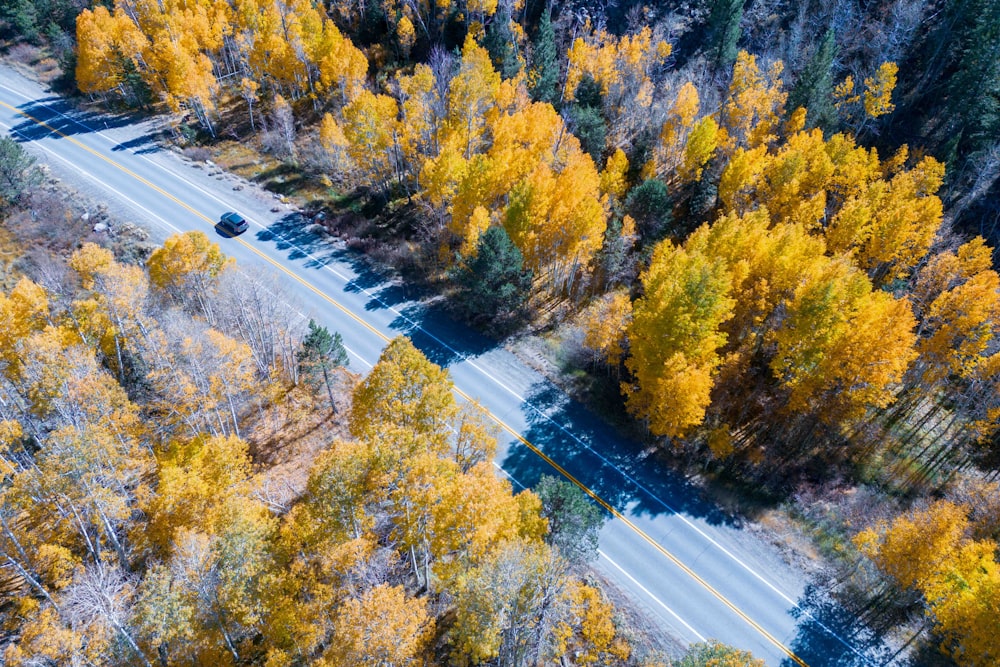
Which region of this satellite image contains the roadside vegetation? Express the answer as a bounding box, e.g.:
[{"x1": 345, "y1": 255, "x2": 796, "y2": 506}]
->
[{"x1": 2, "y1": 0, "x2": 1000, "y2": 663}]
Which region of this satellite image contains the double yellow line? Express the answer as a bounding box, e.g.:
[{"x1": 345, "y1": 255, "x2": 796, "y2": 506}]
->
[{"x1": 2, "y1": 99, "x2": 809, "y2": 667}]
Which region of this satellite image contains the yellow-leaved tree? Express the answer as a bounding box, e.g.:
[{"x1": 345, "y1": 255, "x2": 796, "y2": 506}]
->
[{"x1": 624, "y1": 235, "x2": 734, "y2": 438}]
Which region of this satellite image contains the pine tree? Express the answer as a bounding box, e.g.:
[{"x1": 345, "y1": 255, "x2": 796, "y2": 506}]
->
[
  {"x1": 454, "y1": 225, "x2": 533, "y2": 329},
  {"x1": 484, "y1": 9, "x2": 521, "y2": 80},
  {"x1": 706, "y1": 0, "x2": 744, "y2": 71},
  {"x1": 535, "y1": 475, "x2": 605, "y2": 564},
  {"x1": 0, "y1": 136, "x2": 43, "y2": 205},
  {"x1": 946, "y1": 0, "x2": 1000, "y2": 154},
  {"x1": 787, "y1": 29, "x2": 837, "y2": 131},
  {"x1": 298, "y1": 319, "x2": 348, "y2": 413},
  {"x1": 529, "y1": 7, "x2": 558, "y2": 105}
]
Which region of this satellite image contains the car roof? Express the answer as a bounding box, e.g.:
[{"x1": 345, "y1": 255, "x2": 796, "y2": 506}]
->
[{"x1": 223, "y1": 211, "x2": 245, "y2": 222}]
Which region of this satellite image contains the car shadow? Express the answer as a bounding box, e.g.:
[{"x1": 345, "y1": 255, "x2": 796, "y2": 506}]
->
[{"x1": 214, "y1": 224, "x2": 244, "y2": 238}]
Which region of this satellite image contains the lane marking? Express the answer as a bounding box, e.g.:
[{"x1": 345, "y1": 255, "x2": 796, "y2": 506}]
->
[
  {"x1": 599, "y1": 550, "x2": 708, "y2": 643},
  {"x1": 1, "y1": 96, "x2": 814, "y2": 666}
]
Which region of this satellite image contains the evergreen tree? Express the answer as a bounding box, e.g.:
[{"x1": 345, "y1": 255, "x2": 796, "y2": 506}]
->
[
  {"x1": 568, "y1": 105, "x2": 606, "y2": 164},
  {"x1": 535, "y1": 475, "x2": 605, "y2": 564},
  {"x1": 298, "y1": 319, "x2": 349, "y2": 413},
  {"x1": 454, "y1": 226, "x2": 533, "y2": 329},
  {"x1": 625, "y1": 178, "x2": 673, "y2": 241},
  {"x1": 529, "y1": 7, "x2": 559, "y2": 105},
  {"x1": 787, "y1": 29, "x2": 837, "y2": 131},
  {"x1": 706, "y1": 0, "x2": 744, "y2": 71},
  {"x1": 0, "y1": 136, "x2": 43, "y2": 205},
  {"x1": 1, "y1": 0, "x2": 40, "y2": 43},
  {"x1": 946, "y1": 0, "x2": 1000, "y2": 154},
  {"x1": 484, "y1": 10, "x2": 522, "y2": 79}
]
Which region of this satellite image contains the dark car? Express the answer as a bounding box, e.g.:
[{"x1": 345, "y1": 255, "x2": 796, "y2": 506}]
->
[{"x1": 219, "y1": 211, "x2": 249, "y2": 235}]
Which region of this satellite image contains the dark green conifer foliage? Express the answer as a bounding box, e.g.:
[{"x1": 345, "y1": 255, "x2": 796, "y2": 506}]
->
[
  {"x1": 535, "y1": 475, "x2": 605, "y2": 564},
  {"x1": 529, "y1": 7, "x2": 559, "y2": 105},
  {"x1": 946, "y1": 0, "x2": 1000, "y2": 154},
  {"x1": 625, "y1": 178, "x2": 673, "y2": 241},
  {"x1": 454, "y1": 226, "x2": 533, "y2": 329},
  {"x1": 484, "y1": 9, "x2": 522, "y2": 79},
  {"x1": 706, "y1": 0, "x2": 744, "y2": 71},
  {"x1": 787, "y1": 29, "x2": 838, "y2": 132},
  {"x1": 298, "y1": 319, "x2": 349, "y2": 413},
  {"x1": 0, "y1": 137, "x2": 43, "y2": 206}
]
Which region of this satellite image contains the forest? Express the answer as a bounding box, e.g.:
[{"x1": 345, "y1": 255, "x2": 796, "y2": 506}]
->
[{"x1": 1, "y1": 0, "x2": 1000, "y2": 664}]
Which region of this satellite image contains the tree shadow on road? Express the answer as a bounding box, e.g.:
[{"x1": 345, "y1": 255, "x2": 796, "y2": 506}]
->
[
  {"x1": 501, "y1": 380, "x2": 739, "y2": 526},
  {"x1": 781, "y1": 583, "x2": 903, "y2": 667},
  {"x1": 386, "y1": 299, "x2": 496, "y2": 368},
  {"x1": 11, "y1": 97, "x2": 146, "y2": 142}
]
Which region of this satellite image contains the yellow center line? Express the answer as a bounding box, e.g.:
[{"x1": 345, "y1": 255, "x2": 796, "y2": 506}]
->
[{"x1": 4, "y1": 100, "x2": 809, "y2": 667}]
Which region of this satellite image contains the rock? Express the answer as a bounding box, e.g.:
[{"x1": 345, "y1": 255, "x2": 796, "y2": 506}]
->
[
  {"x1": 270, "y1": 206, "x2": 280, "y2": 212},
  {"x1": 205, "y1": 160, "x2": 215, "y2": 167},
  {"x1": 93, "y1": 222, "x2": 109, "y2": 233},
  {"x1": 81, "y1": 212, "x2": 90, "y2": 221},
  {"x1": 233, "y1": 184, "x2": 244, "y2": 191}
]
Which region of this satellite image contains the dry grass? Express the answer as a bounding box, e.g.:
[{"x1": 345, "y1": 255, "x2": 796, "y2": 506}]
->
[
  {"x1": 210, "y1": 140, "x2": 272, "y2": 180},
  {"x1": 0, "y1": 224, "x2": 23, "y2": 291}
]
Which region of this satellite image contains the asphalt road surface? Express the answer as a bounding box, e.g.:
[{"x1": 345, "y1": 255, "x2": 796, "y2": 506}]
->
[{"x1": 0, "y1": 65, "x2": 898, "y2": 667}]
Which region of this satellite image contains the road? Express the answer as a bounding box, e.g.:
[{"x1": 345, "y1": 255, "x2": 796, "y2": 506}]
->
[{"x1": 0, "y1": 65, "x2": 893, "y2": 666}]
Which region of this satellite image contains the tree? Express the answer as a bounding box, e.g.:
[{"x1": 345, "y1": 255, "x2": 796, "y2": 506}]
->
[
  {"x1": 854, "y1": 500, "x2": 1000, "y2": 667},
  {"x1": 567, "y1": 103, "x2": 607, "y2": 165},
  {"x1": 624, "y1": 237, "x2": 734, "y2": 439},
  {"x1": 143, "y1": 434, "x2": 255, "y2": 555},
  {"x1": 863, "y1": 62, "x2": 898, "y2": 119},
  {"x1": 298, "y1": 319, "x2": 348, "y2": 413},
  {"x1": 720, "y1": 51, "x2": 787, "y2": 155},
  {"x1": 343, "y1": 90, "x2": 401, "y2": 197},
  {"x1": 74, "y1": 6, "x2": 150, "y2": 107},
  {"x1": 453, "y1": 225, "x2": 533, "y2": 329},
  {"x1": 325, "y1": 584, "x2": 434, "y2": 666},
  {"x1": 349, "y1": 336, "x2": 456, "y2": 460},
  {"x1": 0, "y1": 277, "x2": 50, "y2": 382},
  {"x1": 624, "y1": 178, "x2": 672, "y2": 241},
  {"x1": 535, "y1": 475, "x2": 605, "y2": 564},
  {"x1": 599, "y1": 148, "x2": 630, "y2": 203},
  {"x1": 706, "y1": 0, "x2": 744, "y2": 71},
  {"x1": 147, "y1": 231, "x2": 230, "y2": 324},
  {"x1": 770, "y1": 258, "x2": 917, "y2": 425},
  {"x1": 944, "y1": 0, "x2": 1000, "y2": 155},
  {"x1": 503, "y1": 151, "x2": 608, "y2": 294},
  {"x1": 265, "y1": 95, "x2": 297, "y2": 162},
  {"x1": 787, "y1": 29, "x2": 837, "y2": 131},
  {"x1": 449, "y1": 539, "x2": 570, "y2": 665},
  {"x1": 0, "y1": 136, "x2": 43, "y2": 205},
  {"x1": 529, "y1": 7, "x2": 558, "y2": 105},
  {"x1": 854, "y1": 500, "x2": 972, "y2": 593},
  {"x1": 679, "y1": 116, "x2": 721, "y2": 184},
  {"x1": 679, "y1": 640, "x2": 765, "y2": 666},
  {"x1": 483, "y1": 9, "x2": 521, "y2": 80},
  {"x1": 580, "y1": 290, "x2": 632, "y2": 368},
  {"x1": 447, "y1": 35, "x2": 502, "y2": 160},
  {"x1": 68, "y1": 244, "x2": 151, "y2": 387}
]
